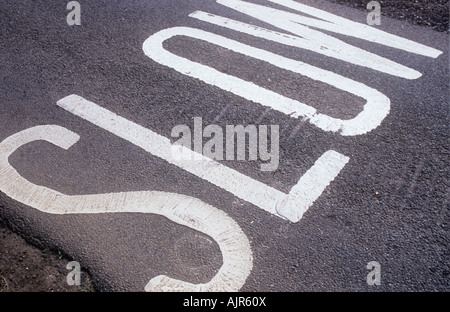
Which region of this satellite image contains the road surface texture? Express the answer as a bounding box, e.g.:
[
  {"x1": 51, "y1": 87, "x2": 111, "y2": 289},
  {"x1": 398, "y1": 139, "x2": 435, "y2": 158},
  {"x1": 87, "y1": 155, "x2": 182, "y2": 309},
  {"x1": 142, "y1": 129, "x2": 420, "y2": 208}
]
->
[
  {"x1": 328, "y1": 0, "x2": 448, "y2": 32},
  {"x1": 0, "y1": 0, "x2": 448, "y2": 292}
]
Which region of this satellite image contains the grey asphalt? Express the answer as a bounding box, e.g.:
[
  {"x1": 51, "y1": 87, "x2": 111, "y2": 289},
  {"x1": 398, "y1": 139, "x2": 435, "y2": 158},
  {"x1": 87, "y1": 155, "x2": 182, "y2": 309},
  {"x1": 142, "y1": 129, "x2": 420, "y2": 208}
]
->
[{"x1": 0, "y1": 0, "x2": 448, "y2": 291}]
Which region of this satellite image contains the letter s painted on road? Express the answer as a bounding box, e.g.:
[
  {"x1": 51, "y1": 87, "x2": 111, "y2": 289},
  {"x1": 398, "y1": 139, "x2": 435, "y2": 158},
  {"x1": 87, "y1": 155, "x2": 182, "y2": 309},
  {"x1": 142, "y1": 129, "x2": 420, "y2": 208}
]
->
[{"x1": 0, "y1": 125, "x2": 253, "y2": 292}]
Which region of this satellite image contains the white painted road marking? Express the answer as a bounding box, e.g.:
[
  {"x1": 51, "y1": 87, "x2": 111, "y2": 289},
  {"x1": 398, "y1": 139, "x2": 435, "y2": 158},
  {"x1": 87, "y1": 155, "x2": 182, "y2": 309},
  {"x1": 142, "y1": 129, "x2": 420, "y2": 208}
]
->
[
  {"x1": 143, "y1": 0, "x2": 442, "y2": 136},
  {"x1": 224, "y1": 0, "x2": 442, "y2": 58},
  {"x1": 57, "y1": 94, "x2": 350, "y2": 223},
  {"x1": 190, "y1": 11, "x2": 422, "y2": 79},
  {"x1": 0, "y1": 125, "x2": 253, "y2": 292},
  {"x1": 143, "y1": 27, "x2": 391, "y2": 136}
]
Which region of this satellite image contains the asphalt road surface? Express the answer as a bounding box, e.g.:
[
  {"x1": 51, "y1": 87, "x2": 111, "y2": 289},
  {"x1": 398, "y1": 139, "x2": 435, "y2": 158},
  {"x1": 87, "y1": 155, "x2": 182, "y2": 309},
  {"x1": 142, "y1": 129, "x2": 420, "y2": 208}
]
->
[{"x1": 0, "y1": 0, "x2": 448, "y2": 292}]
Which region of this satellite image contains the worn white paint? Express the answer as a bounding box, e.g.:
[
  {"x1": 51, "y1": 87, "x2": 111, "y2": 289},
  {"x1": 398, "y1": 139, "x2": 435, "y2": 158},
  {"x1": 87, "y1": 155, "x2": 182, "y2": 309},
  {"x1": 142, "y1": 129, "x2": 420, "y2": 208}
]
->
[
  {"x1": 57, "y1": 95, "x2": 349, "y2": 222},
  {"x1": 189, "y1": 11, "x2": 421, "y2": 79},
  {"x1": 0, "y1": 125, "x2": 253, "y2": 292},
  {"x1": 276, "y1": 150, "x2": 349, "y2": 222},
  {"x1": 143, "y1": 27, "x2": 391, "y2": 136},
  {"x1": 219, "y1": 0, "x2": 442, "y2": 58}
]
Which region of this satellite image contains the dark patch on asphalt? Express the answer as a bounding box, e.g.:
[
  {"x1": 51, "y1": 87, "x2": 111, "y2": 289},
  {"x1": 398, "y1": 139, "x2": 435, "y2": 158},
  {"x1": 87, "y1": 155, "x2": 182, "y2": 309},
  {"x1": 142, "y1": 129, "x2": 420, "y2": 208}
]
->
[
  {"x1": 326, "y1": 0, "x2": 449, "y2": 32},
  {"x1": 0, "y1": 218, "x2": 95, "y2": 292}
]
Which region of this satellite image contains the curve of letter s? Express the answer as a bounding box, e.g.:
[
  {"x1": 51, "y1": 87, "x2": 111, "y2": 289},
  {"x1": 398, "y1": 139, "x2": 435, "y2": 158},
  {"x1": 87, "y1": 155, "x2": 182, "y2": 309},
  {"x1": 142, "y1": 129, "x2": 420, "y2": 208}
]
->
[{"x1": 0, "y1": 125, "x2": 253, "y2": 292}]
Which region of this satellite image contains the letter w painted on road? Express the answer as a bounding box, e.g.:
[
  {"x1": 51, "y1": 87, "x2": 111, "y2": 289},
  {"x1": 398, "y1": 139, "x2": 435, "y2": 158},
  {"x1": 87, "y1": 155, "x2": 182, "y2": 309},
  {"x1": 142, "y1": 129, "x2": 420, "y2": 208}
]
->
[{"x1": 216, "y1": 0, "x2": 442, "y2": 61}]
